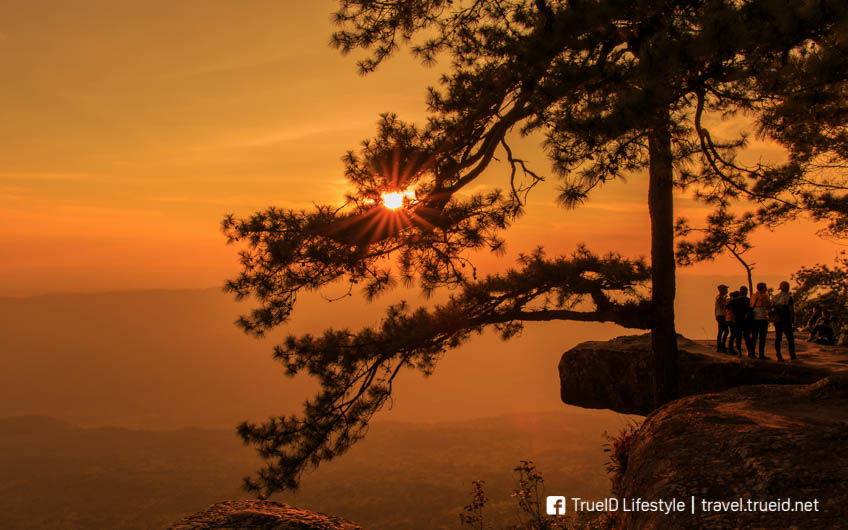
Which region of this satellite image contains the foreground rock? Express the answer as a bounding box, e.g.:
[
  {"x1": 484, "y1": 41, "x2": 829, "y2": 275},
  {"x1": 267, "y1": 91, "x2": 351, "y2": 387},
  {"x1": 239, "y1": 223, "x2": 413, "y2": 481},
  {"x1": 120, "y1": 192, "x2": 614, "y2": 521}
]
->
[
  {"x1": 615, "y1": 376, "x2": 848, "y2": 529},
  {"x1": 558, "y1": 334, "x2": 844, "y2": 415},
  {"x1": 169, "y1": 500, "x2": 361, "y2": 529}
]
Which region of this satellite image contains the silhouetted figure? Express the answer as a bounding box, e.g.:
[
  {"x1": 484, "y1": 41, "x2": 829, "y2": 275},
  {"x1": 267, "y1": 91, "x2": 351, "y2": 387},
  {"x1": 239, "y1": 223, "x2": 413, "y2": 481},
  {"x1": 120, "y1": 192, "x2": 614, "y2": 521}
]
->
[
  {"x1": 749, "y1": 282, "x2": 771, "y2": 359},
  {"x1": 727, "y1": 287, "x2": 752, "y2": 356},
  {"x1": 804, "y1": 306, "x2": 823, "y2": 332},
  {"x1": 725, "y1": 291, "x2": 738, "y2": 354},
  {"x1": 715, "y1": 284, "x2": 729, "y2": 352},
  {"x1": 725, "y1": 291, "x2": 739, "y2": 354},
  {"x1": 809, "y1": 309, "x2": 837, "y2": 345},
  {"x1": 771, "y1": 281, "x2": 796, "y2": 360}
]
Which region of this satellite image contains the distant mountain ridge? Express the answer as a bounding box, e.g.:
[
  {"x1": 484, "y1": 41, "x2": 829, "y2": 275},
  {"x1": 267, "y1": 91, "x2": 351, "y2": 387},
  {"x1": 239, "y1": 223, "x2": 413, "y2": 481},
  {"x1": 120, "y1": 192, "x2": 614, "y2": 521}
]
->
[{"x1": 0, "y1": 414, "x2": 73, "y2": 434}]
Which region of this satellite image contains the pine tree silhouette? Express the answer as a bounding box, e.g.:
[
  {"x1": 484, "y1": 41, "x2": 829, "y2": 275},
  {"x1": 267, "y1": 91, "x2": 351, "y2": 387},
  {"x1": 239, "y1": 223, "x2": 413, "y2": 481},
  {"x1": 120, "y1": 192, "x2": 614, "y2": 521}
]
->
[{"x1": 223, "y1": 0, "x2": 848, "y2": 496}]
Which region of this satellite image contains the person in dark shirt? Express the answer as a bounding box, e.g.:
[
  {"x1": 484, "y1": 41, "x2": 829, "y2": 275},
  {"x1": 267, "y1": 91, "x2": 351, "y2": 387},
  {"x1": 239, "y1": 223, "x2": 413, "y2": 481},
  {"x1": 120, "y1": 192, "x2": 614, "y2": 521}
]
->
[
  {"x1": 809, "y1": 309, "x2": 836, "y2": 345},
  {"x1": 771, "y1": 281, "x2": 796, "y2": 360},
  {"x1": 727, "y1": 286, "x2": 752, "y2": 356},
  {"x1": 715, "y1": 284, "x2": 730, "y2": 352},
  {"x1": 805, "y1": 306, "x2": 823, "y2": 333}
]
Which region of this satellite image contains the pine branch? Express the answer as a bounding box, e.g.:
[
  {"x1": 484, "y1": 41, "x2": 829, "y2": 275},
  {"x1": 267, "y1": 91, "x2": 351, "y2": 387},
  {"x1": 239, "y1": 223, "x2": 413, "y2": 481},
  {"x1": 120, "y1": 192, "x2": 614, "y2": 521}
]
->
[{"x1": 237, "y1": 247, "x2": 650, "y2": 496}]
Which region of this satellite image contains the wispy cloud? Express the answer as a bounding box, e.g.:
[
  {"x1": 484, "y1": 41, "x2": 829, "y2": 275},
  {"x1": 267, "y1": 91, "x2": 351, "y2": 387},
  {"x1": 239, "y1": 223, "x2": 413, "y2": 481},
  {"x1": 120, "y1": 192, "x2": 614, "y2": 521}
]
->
[
  {"x1": 0, "y1": 171, "x2": 103, "y2": 182},
  {"x1": 0, "y1": 186, "x2": 26, "y2": 201},
  {"x1": 182, "y1": 122, "x2": 366, "y2": 153},
  {"x1": 165, "y1": 55, "x2": 293, "y2": 78},
  {"x1": 148, "y1": 194, "x2": 295, "y2": 206},
  {"x1": 0, "y1": 203, "x2": 168, "y2": 229}
]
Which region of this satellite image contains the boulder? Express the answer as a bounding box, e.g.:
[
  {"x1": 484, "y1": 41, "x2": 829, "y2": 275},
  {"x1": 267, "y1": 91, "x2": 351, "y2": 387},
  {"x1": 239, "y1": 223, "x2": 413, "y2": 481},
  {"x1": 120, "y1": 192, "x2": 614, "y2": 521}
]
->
[
  {"x1": 168, "y1": 500, "x2": 361, "y2": 530},
  {"x1": 615, "y1": 376, "x2": 848, "y2": 529},
  {"x1": 558, "y1": 334, "x2": 841, "y2": 415}
]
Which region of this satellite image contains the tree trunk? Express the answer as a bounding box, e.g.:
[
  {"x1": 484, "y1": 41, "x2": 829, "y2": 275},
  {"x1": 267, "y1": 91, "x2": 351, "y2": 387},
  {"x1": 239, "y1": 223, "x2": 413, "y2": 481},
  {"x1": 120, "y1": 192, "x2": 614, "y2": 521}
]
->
[
  {"x1": 727, "y1": 245, "x2": 754, "y2": 294},
  {"x1": 648, "y1": 117, "x2": 679, "y2": 408}
]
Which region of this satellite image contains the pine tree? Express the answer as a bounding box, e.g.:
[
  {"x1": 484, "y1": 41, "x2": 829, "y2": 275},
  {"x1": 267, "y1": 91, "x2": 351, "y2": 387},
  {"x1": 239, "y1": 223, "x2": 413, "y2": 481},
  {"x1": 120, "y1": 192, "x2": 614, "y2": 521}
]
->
[{"x1": 223, "y1": 0, "x2": 848, "y2": 496}]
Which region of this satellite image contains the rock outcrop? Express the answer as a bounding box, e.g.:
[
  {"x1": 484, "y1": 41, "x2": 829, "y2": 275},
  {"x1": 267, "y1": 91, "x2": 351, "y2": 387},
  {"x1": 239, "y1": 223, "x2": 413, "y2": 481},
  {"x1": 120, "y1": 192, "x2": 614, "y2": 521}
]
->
[
  {"x1": 558, "y1": 334, "x2": 842, "y2": 415},
  {"x1": 614, "y1": 376, "x2": 848, "y2": 529},
  {"x1": 168, "y1": 500, "x2": 361, "y2": 530}
]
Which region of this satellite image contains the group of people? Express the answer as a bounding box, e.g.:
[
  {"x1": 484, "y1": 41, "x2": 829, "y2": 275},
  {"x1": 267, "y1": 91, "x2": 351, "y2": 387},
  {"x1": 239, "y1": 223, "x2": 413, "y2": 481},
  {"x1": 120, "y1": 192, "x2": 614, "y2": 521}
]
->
[
  {"x1": 804, "y1": 306, "x2": 842, "y2": 345},
  {"x1": 714, "y1": 281, "x2": 797, "y2": 361}
]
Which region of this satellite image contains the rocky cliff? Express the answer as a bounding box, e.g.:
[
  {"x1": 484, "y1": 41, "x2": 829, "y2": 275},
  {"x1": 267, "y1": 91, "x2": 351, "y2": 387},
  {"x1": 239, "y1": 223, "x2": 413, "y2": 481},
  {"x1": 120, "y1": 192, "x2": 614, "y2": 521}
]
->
[
  {"x1": 615, "y1": 376, "x2": 848, "y2": 529},
  {"x1": 560, "y1": 334, "x2": 848, "y2": 529},
  {"x1": 168, "y1": 500, "x2": 361, "y2": 529}
]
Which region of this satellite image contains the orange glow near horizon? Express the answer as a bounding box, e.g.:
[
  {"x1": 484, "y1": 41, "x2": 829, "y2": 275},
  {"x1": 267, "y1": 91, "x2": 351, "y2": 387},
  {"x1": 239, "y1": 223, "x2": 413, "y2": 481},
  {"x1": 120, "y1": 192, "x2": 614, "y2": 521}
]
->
[{"x1": 0, "y1": 2, "x2": 842, "y2": 297}]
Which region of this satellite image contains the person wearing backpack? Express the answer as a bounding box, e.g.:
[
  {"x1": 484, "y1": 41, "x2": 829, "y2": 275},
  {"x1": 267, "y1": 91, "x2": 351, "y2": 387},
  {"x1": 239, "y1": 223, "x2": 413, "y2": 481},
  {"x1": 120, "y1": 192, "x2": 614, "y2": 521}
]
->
[{"x1": 728, "y1": 286, "x2": 753, "y2": 356}]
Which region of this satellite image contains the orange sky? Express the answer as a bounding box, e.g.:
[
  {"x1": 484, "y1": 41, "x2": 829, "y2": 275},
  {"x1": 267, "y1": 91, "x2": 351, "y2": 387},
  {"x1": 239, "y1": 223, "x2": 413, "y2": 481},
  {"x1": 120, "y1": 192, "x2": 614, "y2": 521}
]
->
[{"x1": 1, "y1": 0, "x2": 843, "y2": 297}]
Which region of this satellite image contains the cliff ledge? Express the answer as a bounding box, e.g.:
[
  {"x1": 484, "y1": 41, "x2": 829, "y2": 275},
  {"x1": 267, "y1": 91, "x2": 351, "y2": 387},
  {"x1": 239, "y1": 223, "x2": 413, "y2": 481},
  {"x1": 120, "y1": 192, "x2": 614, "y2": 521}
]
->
[{"x1": 558, "y1": 334, "x2": 843, "y2": 415}]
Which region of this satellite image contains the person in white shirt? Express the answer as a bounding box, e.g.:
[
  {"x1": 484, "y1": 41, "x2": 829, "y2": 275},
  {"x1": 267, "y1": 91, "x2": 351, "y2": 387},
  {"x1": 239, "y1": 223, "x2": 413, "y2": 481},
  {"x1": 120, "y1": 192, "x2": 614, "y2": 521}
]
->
[{"x1": 749, "y1": 282, "x2": 771, "y2": 359}]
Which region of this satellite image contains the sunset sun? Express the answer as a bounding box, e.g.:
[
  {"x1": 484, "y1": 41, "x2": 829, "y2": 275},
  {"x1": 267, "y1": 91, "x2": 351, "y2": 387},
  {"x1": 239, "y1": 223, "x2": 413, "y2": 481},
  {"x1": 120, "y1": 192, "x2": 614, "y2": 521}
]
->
[{"x1": 380, "y1": 189, "x2": 415, "y2": 210}]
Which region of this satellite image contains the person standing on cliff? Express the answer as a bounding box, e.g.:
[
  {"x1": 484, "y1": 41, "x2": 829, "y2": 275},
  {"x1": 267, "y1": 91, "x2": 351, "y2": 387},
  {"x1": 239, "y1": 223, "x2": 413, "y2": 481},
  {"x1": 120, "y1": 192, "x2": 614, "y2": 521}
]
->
[
  {"x1": 771, "y1": 281, "x2": 797, "y2": 361},
  {"x1": 749, "y1": 282, "x2": 771, "y2": 359},
  {"x1": 728, "y1": 286, "x2": 752, "y2": 356},
  {"x1": 715, "y1": 284, "x2": 730, "y2": 352}
]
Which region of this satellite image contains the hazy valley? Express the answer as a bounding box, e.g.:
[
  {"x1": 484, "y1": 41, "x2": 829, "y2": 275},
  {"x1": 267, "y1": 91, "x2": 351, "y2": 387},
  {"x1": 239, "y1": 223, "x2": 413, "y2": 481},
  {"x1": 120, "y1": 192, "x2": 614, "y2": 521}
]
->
[
  {"x1": 0, "y1": 411, "x2": 622, "y2": 529},
  {"x1": 0, "y1": 282, "x2": 753, "y2": 527}
]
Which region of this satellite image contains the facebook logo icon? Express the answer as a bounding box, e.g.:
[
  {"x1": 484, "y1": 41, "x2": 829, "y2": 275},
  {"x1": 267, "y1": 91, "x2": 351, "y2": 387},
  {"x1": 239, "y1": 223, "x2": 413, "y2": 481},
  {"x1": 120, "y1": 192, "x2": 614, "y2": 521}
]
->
[{"x1": 546, "y1": 496, "x2": 567, "y2": 515}]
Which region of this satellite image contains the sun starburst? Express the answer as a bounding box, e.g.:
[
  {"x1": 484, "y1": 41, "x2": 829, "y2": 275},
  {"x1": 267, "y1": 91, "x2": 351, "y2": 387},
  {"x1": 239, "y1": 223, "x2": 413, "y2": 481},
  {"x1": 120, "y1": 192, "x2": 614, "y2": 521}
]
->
[{"x1": 381, "y1": 189, "x2": 415, "y2": 210}]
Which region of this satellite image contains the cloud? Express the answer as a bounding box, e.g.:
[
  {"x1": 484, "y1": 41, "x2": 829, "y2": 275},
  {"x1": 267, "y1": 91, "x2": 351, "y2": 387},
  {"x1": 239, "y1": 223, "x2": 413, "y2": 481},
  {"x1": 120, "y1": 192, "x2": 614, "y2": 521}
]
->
[
  {"x1": 179, "y1": 121, "x2": 365, "y2": 153},
  {"x1": 0, "y1": 171, "x2": 105, "y2": 183},
  {"x1": 166, "y1": 55, "x2": 293, "y2": 78},
  {"x1": 0, "y1": 186, "x2": 26, "y2": 201}
]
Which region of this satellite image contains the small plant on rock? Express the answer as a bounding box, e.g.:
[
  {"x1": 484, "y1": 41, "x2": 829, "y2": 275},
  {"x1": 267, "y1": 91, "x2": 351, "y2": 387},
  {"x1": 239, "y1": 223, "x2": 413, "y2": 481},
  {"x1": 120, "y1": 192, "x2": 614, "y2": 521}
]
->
[
  {"x1": 460, "y1": 479, "x2": 489, "y2": 529},
  {"x1": 604, "y1": 422, "x2": 640, "y2": 497}
]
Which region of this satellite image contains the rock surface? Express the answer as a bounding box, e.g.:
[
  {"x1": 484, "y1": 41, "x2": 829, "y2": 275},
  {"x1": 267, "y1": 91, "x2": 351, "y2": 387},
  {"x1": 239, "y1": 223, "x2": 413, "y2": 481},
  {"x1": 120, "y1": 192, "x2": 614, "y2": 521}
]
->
[
  {"x1": 615, "y1": 376, "x2": 848, "y2": 529},
  {"x1": 168, "y1": 500, "x2": 361, "y2": 529},
  {"x1": 558, "y1": 334, "x2": 845, "y2": 415}
]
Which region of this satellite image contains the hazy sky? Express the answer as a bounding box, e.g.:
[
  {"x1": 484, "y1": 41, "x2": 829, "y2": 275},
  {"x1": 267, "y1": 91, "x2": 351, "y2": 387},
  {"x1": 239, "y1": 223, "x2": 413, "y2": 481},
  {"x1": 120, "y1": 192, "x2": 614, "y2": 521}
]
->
[{"x1": 1, "y1": 0, "x2": 843, "y2": 296}]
